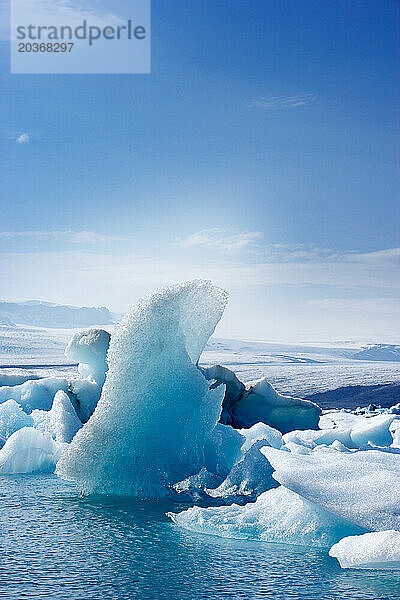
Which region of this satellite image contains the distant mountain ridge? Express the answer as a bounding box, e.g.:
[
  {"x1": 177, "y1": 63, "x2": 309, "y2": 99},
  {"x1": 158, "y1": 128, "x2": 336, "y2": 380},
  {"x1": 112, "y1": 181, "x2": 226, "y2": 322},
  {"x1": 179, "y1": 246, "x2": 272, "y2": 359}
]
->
[
  {"x1": 0, "y1": 301, "x2": 113, "y2": 328},
  {"x1": 353, "y1": 344, "x2": 400, "y2": 362}
]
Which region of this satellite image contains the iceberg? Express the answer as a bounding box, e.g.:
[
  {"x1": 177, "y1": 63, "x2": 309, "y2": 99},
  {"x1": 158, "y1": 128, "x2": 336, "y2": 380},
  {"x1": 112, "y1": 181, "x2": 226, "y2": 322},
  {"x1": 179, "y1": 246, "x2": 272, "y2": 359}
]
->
[
  {"x1": 65, "y1": 328, "x2": 111, "y2": 387},
  {"x1": 204, "y1": 423, "x2": 244, "y2": 478},
  {"x1": 32, "y1": 390, "x2": 82, "y2": 443},
  {"x1": 207, "y1": 423, "x2": 283, "y2": 499},
  {"x1": 207, "y1": 439, "x2": 279, "y2": 499},
  {"x1": 203, "y1": 366, "x2": 321, "y2": 433},
  {"x1": 262, "y1": 446, "x2": 400, "y2": 531},
  {"x1": 0, "y1": 377, "x2": 70, "y2": 413},
  {"x1": 329, "y1": 530, "x2": 400, "y2": 569},
  {"x1": 168, "y1": 485, "x2": 364, "y2": 547},
  {"x1": 57, "y1": 281, "x2": 228, "y2": 497},
  {"x1": 0, "y1": 399, "x2": 33, "y2": 446},
  {"x1": 0, "y1": 427, "x2": 60, "y2": 474},
  {"x1": 283, "y1": 411, "x2": 397, "y2": 451}
]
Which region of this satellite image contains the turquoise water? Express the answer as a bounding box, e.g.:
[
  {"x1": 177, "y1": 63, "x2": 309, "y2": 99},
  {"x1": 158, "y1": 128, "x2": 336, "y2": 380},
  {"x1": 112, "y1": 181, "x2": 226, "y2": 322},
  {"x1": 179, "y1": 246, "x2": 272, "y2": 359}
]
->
[{"x1": 1, "y1": 475, "x2": 399, "y2": 600}]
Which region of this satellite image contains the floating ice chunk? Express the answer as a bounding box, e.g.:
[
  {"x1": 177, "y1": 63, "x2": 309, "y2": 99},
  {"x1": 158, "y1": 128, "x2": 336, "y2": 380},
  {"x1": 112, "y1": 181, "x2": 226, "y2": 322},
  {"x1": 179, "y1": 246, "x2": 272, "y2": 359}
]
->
[
  {"x1": 204, "y1": 423, "x2": 244, "y2": 478},
  {"x1": 350, "y1": 414, "x2": 396, "y2": 447},
  {"x1": 0, "y1": 427, "x2": 60, "y2": 474},
  {"x1": 220, "y1": 376, "x2": 321, "y2": 433},
  {"x1": 240, "y1": 422, "x2": 283, "y2": 452},
  {"x1": 283, "y1": 427, "x2": 354, "y2": 450},
  {"x1": 168, "y1": 486, "x2": 363, "y2": 547},
  {"x1": 207, "y1": 423, "x2": 283, "y2": 499},
  {"x1": 0, "y1": 399, "x2": 33, "y2": 446},
  {"x1": 65, "y1": 329, "x2": 111, "y2": 387},
  {"x1": 329, "y1": 530, "x2": 400, "y2": 570},
  {"x1": 0, "y1": 377, "x2": 70, "y2": 412},
  {"x1": 32, "y1": 390, "x2": 82, "y2": 443},
  {"x1": 208, "y1": 439, "x2": 279, "y2": 499},
  {"x1": 174, "y1": 466, "x2": 224, "y2": 497},
  {"x1": 284, "y1": 412, "x2": 397, "y2": 451},
  {"x1": 57, "y1": 281, "x2": 228, "y2": 497},
  {"x1": 262, "y1": 446, "x2": 400, "y2": 531}
]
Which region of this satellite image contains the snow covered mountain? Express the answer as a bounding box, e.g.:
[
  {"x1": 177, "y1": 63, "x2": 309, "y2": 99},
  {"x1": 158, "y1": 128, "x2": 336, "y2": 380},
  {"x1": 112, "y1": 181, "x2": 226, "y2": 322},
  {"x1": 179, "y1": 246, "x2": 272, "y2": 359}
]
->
[
  {"x1": 0, "y1": 301, "x2": 113, "y2": 328},
  {"x1": 352, "y1": 344, "x2": 400, "y2": 362}
]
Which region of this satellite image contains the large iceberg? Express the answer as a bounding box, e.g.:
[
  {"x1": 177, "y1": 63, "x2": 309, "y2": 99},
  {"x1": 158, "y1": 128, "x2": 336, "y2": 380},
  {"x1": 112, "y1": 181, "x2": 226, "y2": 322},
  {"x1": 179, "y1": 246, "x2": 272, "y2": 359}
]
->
[
  {"x1": 329, "y1": 530, "x2": 400, "y2": 569},
  {"x1": 168, "y1": 485, "x2": 364, "y2": 547},
  {"x1": 57, "y1": 281, "x2": 228, "y2": 497}
]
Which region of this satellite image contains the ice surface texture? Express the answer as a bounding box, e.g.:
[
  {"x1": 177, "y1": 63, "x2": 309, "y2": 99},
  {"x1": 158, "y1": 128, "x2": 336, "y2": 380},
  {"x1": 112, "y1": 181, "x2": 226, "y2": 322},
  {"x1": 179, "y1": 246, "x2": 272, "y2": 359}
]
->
[
  {"x1": 262, "y1": 446, "x2": 400, "y2": 531},
  {"x1": 32, "y1": 390, "x2": 82, "y2": 443},
  {"x1": 168, "y1": 486, "x2": 363, "y2": 548},
  {"x1": 57, "y1": 281, "x2": 228, "y2": 497},
  {"x1": 329, "y1": 530, "x2": 400, "y2": 569}
]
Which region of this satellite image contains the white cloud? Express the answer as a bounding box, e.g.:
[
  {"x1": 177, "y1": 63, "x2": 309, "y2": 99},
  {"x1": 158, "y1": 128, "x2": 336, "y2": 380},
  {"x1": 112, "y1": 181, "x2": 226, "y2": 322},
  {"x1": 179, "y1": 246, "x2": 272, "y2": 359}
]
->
[
  {"x1": 177, "y1": 228, "x2": 263, "y2": 253},
  {"x1": 1, "y1": 244, "x2": 399, "y2": 341},
  {"x1": 0, "y1": 230, "x2": 127, "y2": 243},
  {"x1": 16, "y1": 133, "x2": 30, "y2": 144},
  {"x1": 248, "y1": 94, "x2": 315, "y2": 110}
]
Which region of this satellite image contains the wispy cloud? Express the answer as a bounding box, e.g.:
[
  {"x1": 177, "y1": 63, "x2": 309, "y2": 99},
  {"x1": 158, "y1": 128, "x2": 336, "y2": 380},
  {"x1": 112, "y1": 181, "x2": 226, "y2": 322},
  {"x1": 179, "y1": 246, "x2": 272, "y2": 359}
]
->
[
  {"x1": 248, "y1": 93, "x2": 315, "y2": 110},
  {"x1": 0, "y1": 230, "x2": 127, "y2": 244},
  {"x1": 16, "y1": 133, "x2": 30, "y2": 144},
  {"x1": 176, "y1": 228, "x2": 263, "y2": 254}
]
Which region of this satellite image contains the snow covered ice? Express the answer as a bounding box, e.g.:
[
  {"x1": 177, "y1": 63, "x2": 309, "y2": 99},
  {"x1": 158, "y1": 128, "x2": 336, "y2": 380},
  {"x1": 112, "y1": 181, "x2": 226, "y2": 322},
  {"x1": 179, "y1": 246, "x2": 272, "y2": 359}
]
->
[
  {"x1": 0, "y1": 427, "x2": 60, "y2": 474},
  {"x1": 0, "y1": 399, "x2": 33, "y2": 445},
  {"x1": 56, "y1": 281, "x2": 228, "y2": 496},
  {"x1": 65, "y1": 328, "x2": 111, "y2": 387},
  {"x1": 32, "y1": 390, "x2": 82, "y2": 443},
  {"x1": 168, "y1": 485, "x2": 364, "y2": 548},
  {"x1": 203, "y1": 365, "x2": 321, "y2": 433},
  {"x1": 329, "y1": 530, "x2": 400, "y2": 569},
  {"x1": 262, "y1": 446, "x2": 400, "y2": 531}
]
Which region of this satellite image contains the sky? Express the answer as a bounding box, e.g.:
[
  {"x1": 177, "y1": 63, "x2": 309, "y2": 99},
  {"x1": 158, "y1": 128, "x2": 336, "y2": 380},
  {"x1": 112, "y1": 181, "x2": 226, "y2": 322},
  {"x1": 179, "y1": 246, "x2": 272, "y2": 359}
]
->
[{"x1": 0, "y1": 0, "x2": 399, "y2": 342}]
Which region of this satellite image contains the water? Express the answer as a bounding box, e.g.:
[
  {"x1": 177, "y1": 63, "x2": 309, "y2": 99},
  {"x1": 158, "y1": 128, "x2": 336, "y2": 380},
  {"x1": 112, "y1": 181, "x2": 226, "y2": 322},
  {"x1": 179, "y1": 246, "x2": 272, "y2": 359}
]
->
[{"x1": 0, "y1": 476, "x2": 399, "y2": 600}]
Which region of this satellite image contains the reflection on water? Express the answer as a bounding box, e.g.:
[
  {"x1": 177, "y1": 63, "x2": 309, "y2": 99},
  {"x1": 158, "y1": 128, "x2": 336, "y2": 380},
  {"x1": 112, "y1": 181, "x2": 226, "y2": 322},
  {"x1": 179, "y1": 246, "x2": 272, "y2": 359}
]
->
[{"x1": 0, "y1": 475, "x2": 399, "y2": 600}]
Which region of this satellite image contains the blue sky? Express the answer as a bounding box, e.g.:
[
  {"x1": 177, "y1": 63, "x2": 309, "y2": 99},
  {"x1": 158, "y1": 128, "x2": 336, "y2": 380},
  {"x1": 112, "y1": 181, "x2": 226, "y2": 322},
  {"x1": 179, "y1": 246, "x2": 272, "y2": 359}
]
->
[{"x1": 1, "y1": 0, "x2": 399, "y2": 341}]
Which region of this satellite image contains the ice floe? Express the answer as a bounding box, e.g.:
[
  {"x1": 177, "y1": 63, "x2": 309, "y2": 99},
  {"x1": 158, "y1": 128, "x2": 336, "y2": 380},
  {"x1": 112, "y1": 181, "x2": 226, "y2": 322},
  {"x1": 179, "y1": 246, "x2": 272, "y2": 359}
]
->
[
  {"x1": 168, "y1": 485, "x2": 364, "y2": 547},
  {"x1": 329, "y1": 530, "x2": 400, "y2": 569}
]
